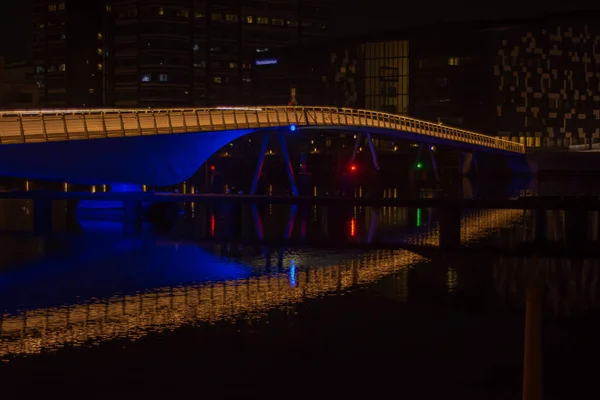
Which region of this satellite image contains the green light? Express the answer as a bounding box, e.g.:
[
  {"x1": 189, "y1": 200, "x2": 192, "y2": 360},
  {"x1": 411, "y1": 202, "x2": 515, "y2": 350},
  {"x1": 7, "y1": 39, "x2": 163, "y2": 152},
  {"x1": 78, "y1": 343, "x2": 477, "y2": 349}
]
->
[
  {"x1": 416, "y1": 162, "x2": 423, "y2": 169},
  {"x1": 416, "y1": 207, "x2": 422, "y2": 227}
]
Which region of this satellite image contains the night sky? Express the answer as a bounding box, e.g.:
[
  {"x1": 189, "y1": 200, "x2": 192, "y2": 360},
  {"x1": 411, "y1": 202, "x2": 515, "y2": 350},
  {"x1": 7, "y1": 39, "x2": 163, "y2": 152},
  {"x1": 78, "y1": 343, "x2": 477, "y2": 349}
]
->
[{"x1": 0, "y1": 0, "x2": 599, "y2": 60}]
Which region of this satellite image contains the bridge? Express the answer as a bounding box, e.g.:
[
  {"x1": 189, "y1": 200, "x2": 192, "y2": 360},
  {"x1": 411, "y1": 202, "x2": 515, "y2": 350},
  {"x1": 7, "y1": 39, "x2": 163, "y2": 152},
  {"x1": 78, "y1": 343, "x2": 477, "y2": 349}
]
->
[
  {"x1": 0, "y1": 107, "x2": 526, "y2": 188},
  {"x1": 0, "y1": 208, "x2": 522, "y2": 359}
]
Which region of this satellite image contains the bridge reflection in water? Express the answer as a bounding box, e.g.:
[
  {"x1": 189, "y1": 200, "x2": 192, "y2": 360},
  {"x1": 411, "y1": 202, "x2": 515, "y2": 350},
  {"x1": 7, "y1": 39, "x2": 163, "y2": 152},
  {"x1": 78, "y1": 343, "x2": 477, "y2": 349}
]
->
[{"x1": 0, "y1": 208, "x2": 522, "y2": 359}]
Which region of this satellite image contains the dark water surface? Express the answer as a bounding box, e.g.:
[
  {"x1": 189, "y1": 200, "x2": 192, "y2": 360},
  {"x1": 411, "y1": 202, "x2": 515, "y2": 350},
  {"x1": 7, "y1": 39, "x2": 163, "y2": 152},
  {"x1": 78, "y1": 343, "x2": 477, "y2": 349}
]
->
[{"x1": 0, "y1": 177, "x2": 598, "y2": 398}]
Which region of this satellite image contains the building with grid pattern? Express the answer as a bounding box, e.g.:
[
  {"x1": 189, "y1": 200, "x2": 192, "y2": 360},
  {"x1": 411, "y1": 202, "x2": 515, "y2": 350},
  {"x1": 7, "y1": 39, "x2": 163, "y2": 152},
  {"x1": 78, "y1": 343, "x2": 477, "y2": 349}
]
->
[
  {"x1": 253, "y1": 11, "x2": 600, "y2": 149},
  {"x1": 31, "y1": 0, "x2": 332, "y2": 108}
]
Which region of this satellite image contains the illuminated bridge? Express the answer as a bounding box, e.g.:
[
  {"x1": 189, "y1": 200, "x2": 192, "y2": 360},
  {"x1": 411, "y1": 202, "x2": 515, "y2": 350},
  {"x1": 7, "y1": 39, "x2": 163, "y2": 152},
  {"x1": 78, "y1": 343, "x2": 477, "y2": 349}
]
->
[
  {"x1": 0, "y1": 208, "x2": 522, "y2": 358},
  {"x1": 0, "y1": 107, "x2": 525, "y2": 187}
]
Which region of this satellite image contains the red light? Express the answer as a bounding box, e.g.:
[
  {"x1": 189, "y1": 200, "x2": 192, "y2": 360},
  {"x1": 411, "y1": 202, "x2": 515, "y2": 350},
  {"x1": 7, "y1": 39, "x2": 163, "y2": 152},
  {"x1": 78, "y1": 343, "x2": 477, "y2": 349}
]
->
[
  {"x1": 211, "y1": 214, "x2": 215, "y2": 237},
  {"x1": 350, "y1": 218, "x2": 356, "y2": 237},
  {"x1": 210, "y1": 165, "x2": 215, "y2": 171},
  {"x1": 350, "y1": 164, "x2": 357, "y2": 172}
]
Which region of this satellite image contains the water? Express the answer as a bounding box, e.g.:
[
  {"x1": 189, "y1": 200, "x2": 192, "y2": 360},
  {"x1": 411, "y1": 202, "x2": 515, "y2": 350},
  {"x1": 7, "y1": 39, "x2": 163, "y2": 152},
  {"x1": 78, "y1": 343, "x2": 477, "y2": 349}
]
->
[{"x1": 0, "y1": 176, "x2": 599, "y2": 398}]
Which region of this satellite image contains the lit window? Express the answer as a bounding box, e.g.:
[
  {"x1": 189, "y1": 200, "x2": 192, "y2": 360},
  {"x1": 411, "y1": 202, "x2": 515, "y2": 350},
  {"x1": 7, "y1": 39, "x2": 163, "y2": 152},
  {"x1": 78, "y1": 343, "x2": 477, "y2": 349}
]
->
[
  {"x1": 229, "y1": 62, "x2": 237, "y2": 69},
  {"x1": 89, "y1": 88, "x2": 95, "y2": 94},
  {"x1": 179, "y1": 10, "x2": 189, "y2": 18},
  {"x1": 34, "y1": 65, "x2": 44, "y2": 73},
  {"x1": 256, "y1": 47, "x2": 269, "y2": 53},
  {"x1": 195, "y1": 12, "x2": 204, "y2": 18},
  {"x1": 58, "y1": 2, "x2": 65, "y2": 10},
  {"x1": 272, "y1": 18, "x2": 284, "y2": 26},
  {"x1": 194, "y1": 61, "x2": 206, "y2": 68},
  {"x1": 193, "y1": 44, "x2": 200, "y2": 51},
  {"x1": 48, "y1": 4, "x2": 57, "y2": 12},
  {"x1": 242, "y1": 63, "x2": 252, "y2": 69},
  {"x1": 211, "y1": 13, "x2": 221, "y2": 20},
  {"x1": 340, "y1": 67, "x2": 346, "y2": 73},
  {"x1": 286, "y1": 20, "x2": 298, "y2": 27},
  {"x1": 158, "y1": 7, "x2": 164, "y2": 15},
  {"x1": 60, "y1": 33, "x2": 65, "y2": 40},
  {"x1": 59, "y1": 63, "x2": 66, "y2": 71},
  {"x1": 214, "y1": 77, "x2": 222, "y2": 84},
  {"x1": 38, "y1": 23, "x2": 45, "y2": 28},
  {"x1": 448, "y1": 57, "x2": 461, "y2": 66},
  {"x1": 242, "y1": 77, "x2": 251, "y2": 83},
  {"x1": 97, "y1": 63, "x2": 103, "y2": 71},
  {"x1": 225, "y1": 14, "x2": 238, "y2": 22},
  {"x1": 159, "y1": 74, "x2": 168, "y2": 81},
  {"x1": 97, "y1": 32, "x2": 103, "y2": 40},
  {"x1": 257, "y1": 17, "x2": 268, "y2": 25},
  {"x1": 105, "y1": 5, "x2": 111, "y2": 12},
  {"x1": 97, "y1": 48, "x2": 102, "y2": 55},
  {"x1": 245, "y1": 16, "x2": 253, "y2": 23},
  {"x1": 141, "y1": 74, "x2": 151, "y2": 82}
]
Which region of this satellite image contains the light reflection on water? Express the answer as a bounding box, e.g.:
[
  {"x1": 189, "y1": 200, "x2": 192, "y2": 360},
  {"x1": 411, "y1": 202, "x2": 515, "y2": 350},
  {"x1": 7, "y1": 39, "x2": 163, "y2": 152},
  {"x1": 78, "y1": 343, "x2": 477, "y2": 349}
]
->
[{"x1": 0, "y1": 209, "x2": 522, "y2": 359}]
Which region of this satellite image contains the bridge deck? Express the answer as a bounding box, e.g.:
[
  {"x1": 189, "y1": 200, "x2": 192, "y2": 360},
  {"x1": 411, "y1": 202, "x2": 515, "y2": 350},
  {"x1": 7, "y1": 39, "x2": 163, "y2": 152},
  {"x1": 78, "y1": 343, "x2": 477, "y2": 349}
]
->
[{"x1": 0, "y1": 107, "x2": 524, "y2": 154}]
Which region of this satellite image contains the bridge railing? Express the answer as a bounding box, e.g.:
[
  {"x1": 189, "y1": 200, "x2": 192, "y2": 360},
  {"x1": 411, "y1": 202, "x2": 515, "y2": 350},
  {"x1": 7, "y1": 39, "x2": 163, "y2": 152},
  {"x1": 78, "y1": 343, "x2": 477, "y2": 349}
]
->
[{"x1": 0, "y1": 106, "x2": 525, "y2": 153}]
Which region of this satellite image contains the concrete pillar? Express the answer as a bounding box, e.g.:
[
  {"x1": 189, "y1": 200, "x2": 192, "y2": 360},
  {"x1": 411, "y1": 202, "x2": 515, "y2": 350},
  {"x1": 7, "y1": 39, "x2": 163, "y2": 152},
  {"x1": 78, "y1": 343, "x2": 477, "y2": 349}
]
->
[
  {"x1": 522, "y1": 259, "x2": 542, "y2": 400},
  {"x1": 461, "y1": 152, "x2": 475, "y2": 176}
]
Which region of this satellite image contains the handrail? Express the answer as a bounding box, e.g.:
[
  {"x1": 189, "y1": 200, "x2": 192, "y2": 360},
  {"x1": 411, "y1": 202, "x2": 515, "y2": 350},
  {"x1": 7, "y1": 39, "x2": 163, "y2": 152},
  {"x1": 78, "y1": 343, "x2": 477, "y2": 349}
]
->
[{"x1": 0, "y1": 106, "x2": 525, "y2": 154}]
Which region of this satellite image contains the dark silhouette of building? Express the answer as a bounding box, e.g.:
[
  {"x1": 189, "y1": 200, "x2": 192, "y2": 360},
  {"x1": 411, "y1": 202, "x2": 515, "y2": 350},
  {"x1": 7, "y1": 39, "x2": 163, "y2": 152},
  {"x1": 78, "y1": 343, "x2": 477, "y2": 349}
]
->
[
  {"x1": 32, "y1": 0, "x2": 108, "y2": 107},
  {"x1": 31, "y1": 0, "x2": 331, "y2": 108},
  {"x1": 108, "y1": 0, "x2": 331, "y2": 108},
  {"x1": 0, "y1": 58, "x2": 40, "y2": 108},
  {"x1": 253, "y1": 11, "x2": 600, "y2": 149}
]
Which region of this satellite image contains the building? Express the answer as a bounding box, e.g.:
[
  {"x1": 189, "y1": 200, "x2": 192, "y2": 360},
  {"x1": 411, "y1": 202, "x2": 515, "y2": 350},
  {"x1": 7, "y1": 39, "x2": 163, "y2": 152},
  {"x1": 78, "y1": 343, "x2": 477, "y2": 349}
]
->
[
  {"x1": 0, "y1": 59, "x2": 40, "y2": 108},
  {"x1": 108, "y1": 0, "x2": 332, "y2": 108},
  {"x1": 32, "y1": 0, "x2": 109, "y2": 107},
  {"x1": 252, "y1": 11, "x2": 600, "y2": 149},
  {"x1": 30, "y1": 0, "x2": 331, "y2": 108}
]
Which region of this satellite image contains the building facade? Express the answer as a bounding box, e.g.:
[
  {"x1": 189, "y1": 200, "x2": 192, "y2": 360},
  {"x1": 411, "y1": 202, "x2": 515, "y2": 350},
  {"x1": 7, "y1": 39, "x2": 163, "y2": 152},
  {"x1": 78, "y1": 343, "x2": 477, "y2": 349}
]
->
[
  {"x1": 32, "y1": 0, "x2": 108, "y2": 107},
  {"x1": 253, "y1": 12, "x2": 600, "y2": 149},
  {"x1": 31, "y1": 0, "x2": 331, "y2": 108},
  {"x1": 108, "y1": 0, "x2": 331, "y2": 108},
  {"x1": 0, "y1": 59, "x2": 40, "y2": 109}
]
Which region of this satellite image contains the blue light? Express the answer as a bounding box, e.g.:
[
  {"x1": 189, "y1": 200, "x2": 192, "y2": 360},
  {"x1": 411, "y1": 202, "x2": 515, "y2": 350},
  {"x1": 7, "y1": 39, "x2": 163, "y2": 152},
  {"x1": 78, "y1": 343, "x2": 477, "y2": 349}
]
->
[
  {"x1": 289, "y1": 124, "x2": 297, "y2": 132},
  {"x1": 255, "y1": 58, "x2": 278, "y2": 66},
  {"x1": 289, "y1": 260, "x2": 297, "y2": 287}
]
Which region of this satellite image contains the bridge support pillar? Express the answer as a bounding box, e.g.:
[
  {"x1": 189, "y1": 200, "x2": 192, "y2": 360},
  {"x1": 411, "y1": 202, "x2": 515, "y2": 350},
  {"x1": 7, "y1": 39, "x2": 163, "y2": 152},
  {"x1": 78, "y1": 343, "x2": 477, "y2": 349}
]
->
[
  {"x1": 278, "y1": 130, "x2": 298, "y2": 196},
  {"x1": 350, "y1": 133, "x2": 363, "y2": 167},
  {"x1": 522, "y1": 258, "x2": 542, "y2": 400},
  {"x1": 413, "y1": 144, "x2": 440, "y2": 183},
  {"x1": 33, "y1": 198, "x2": 53, "y2": 234},
  {"x1": 439, "y1": 206, "x2": 461, "y2": 249},
  {"x1": 427, "y1": 144, "x2": 440, "y2": 183},
  {"x1": 250, "y1": 133, "x2": 270, "y2": 195},
  {"x1": 366, "y1": 133, "x2": 380, "y2": 170},
  {"x1": 461, "y1": 152, "x2": 478, "y2": 176}
]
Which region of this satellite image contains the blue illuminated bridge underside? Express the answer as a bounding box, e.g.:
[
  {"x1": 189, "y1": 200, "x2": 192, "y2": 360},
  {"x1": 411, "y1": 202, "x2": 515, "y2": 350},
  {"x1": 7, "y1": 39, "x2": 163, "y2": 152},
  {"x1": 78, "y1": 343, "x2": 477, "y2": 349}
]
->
[{"x1": 0, "y1": 107, "x2": 525, "y2": 186}]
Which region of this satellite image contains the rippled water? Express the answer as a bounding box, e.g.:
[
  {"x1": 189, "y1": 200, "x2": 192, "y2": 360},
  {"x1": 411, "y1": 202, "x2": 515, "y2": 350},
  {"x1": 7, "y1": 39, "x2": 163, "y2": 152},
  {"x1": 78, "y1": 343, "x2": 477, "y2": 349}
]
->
[{"x1": 0, "y1": 180, "x2": 599, "y2": 398}]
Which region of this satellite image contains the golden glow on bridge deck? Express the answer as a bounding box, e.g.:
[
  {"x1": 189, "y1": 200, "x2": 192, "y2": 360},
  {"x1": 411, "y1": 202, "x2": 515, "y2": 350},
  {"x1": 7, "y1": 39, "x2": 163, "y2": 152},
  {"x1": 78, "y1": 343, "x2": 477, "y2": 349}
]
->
[
  {"x1": 0, "y1": 107, "x2": 525, "y2": 153},
  {"x1": 0, "y1": 209, "x2": 523, "y2": 358}
]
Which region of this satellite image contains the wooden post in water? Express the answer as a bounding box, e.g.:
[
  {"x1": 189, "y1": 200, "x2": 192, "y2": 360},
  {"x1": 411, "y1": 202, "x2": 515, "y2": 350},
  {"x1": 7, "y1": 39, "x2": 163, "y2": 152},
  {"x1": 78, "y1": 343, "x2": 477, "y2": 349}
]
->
[{"x1": 523, "y1": 257, "x2": 542, "y2": 400}]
